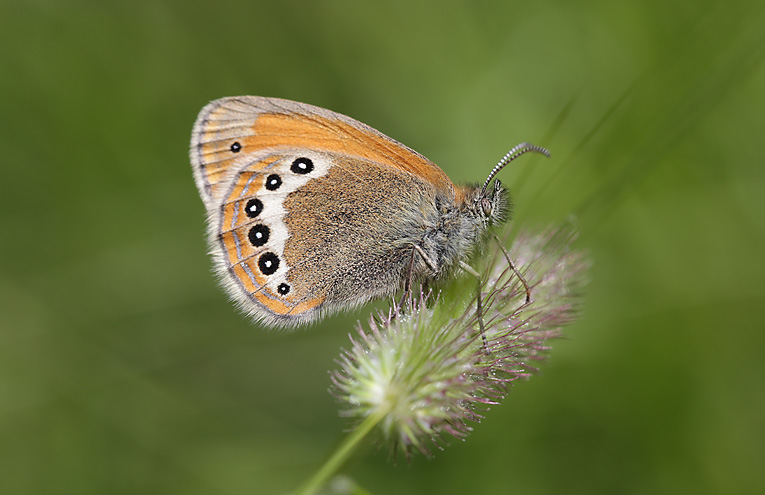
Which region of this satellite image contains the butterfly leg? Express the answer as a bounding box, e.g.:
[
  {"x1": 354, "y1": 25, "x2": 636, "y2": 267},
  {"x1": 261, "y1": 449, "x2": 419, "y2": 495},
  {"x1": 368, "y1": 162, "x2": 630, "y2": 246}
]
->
[
  {"x1": 396, "y1": 243, "x2": 439, "y2": 314},
  {"x1": 411, "y1": 244, "x2": 438, "y2": 273},
  {"x1": 458, "y1": 261, "x2": 489, "y2": 350},
  {"x1": 492, "y1": 234, "x2": 532, "y2": 304},
  {"x1": 397, "y1": 248, "x2": 417, "y2": 314}
]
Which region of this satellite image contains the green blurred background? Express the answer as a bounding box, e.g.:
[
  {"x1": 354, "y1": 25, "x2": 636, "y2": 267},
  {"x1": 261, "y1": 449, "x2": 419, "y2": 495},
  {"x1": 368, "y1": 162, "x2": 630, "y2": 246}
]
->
[{"x1": 1, "y1": 0, "x2": 764, "y2": 494}]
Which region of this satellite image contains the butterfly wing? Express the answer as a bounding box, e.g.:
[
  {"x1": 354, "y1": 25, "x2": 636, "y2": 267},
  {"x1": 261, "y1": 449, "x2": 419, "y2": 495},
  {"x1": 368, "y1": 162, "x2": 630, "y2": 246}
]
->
[
  {"x1": 190, "y1": 96, "x2": 455, "y2": 327},
  {"x1": 191, "y1": 96, "x2": 455, "y2": 206}
]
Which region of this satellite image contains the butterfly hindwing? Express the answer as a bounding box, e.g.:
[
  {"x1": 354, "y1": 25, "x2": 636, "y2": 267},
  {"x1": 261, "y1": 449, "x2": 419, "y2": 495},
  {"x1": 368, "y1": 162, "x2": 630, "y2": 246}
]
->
[{"x1": 215, "y1": 151, "x2": 333, "y2": 325}]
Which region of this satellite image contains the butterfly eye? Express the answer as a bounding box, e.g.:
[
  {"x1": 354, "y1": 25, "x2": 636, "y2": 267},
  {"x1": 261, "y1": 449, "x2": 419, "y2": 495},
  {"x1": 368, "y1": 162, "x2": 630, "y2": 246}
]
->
[
  {"x1": 290, "y1": 157, "x2": 314, "y2": 174},
  {"x1": 481, "y1": 198, "x2": 493, "y2": 217}
]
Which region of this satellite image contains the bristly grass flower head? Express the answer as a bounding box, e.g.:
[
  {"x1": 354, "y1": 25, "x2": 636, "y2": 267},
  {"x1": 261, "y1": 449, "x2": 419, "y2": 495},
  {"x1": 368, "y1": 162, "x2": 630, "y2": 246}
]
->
[{"x1": 330, "y1": 225, "x2": 589, "y2": 459}]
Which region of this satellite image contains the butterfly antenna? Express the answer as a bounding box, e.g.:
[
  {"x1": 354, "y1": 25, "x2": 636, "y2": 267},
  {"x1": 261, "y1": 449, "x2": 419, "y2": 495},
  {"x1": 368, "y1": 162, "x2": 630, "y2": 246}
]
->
[{"x1": 480, "y1": 142, "x2": 551, "y2": 195}]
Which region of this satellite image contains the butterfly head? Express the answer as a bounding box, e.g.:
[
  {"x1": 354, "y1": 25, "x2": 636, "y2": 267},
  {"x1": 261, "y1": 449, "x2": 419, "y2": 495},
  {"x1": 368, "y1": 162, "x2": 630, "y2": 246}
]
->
[
  {"x1": 474, "y1": 142, "x2": 551, "y2": 222},
  {"x1": 457, "y1": 178, "x2": 510, "y2": 228},
  {"x1": 479, "y1": 178, "x2": 508, "y2": 222}
]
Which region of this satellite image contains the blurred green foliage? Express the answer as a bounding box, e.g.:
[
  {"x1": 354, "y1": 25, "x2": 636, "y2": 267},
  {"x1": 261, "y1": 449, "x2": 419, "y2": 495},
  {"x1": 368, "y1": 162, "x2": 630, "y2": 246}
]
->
[{"x1": 1, "y1": 0, "x2": 763, "y2": 494}]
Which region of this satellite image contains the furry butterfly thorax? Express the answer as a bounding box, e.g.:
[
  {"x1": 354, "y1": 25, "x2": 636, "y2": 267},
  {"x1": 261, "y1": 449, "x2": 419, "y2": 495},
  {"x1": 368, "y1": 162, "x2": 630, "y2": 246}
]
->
[{"x1": 190, "y1": 96, "x2": 548, "y2": 328}]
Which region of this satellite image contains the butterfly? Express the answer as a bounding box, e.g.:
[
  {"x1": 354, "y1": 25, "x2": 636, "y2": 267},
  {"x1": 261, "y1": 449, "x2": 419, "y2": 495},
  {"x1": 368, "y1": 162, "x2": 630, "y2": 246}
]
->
[{"x1": 190, "y1": 96, "x2": 549, "y2": 328}]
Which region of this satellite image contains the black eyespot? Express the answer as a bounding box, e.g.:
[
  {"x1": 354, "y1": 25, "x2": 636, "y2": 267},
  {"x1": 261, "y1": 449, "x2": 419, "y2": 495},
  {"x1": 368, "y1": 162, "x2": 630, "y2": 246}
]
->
[
  {"x1": 244, "y1": 198, "x2": 263, "y2": 218},
  {"x1": 265, "y1": 174, "x2": 282, "y2": 191},
  {"x1": 290, "y1": 157, "x2": 314, "y2": 174},
  {"x1": 230, "y1": 142, "x2": 242, "y2": 153},
  {"x1": 248, "y1": 224, "x2": 269, "y2": 247},
  {"x1": 277, "y1": 283, "x2": 290, "y2": 295},
  {"x1": 258, "y1": 252, "x2": 280, "y2": 275}
]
